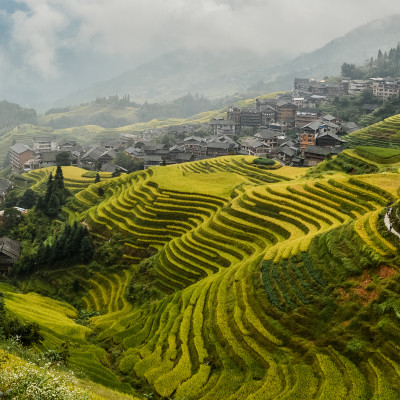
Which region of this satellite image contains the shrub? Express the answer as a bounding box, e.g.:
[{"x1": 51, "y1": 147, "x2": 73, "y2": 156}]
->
[{"x1": 253, "y1": 157, "x2": 275, "y2": 166}]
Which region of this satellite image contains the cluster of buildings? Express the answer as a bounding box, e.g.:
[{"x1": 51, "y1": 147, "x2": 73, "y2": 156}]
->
[{"x1": 14, "y1": 74, "x2": 396, "y2": 174}]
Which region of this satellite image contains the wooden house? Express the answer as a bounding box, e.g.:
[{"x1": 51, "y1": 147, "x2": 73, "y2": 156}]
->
[{"x1": 0, "y1": 237, "x2": 21, "y2": 274}]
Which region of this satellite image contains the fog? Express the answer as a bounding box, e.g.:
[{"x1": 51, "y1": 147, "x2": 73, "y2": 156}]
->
[{"x1": 1, "y1": 0, "x2": 399, "y2": 107}]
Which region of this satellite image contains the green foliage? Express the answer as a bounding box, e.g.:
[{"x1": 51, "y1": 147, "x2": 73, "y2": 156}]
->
[
  {"x1": 55, "y1": 151, "x2": 72, "y2": 166},
  {"x1": 253, "y1": 157, "x2": 275, "y2": 166},
  {"x1": 0, "y1": 100, "x2": 37, "y2": 129},
  {"x1": 17, "y1": 189, "x2": 37, "y2": 210},
  {"x1": 0, "y1": 293, "x2": 43, "y2": 346},
  {"x1": 114, "y1": 152, "x2": 144, "y2": 172},
  {"x1": 35, "y1": 167, "x2": 71, "y2": 217},
  {"x1": 355, "y1": 146, "x2": 400, "y2": 163}
]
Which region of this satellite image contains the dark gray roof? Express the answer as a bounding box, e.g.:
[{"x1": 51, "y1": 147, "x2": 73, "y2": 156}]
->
[
  {"x1": 10, "y1": 143, "x2": 32, "y2": 154},
  {"x1": 143, "y1": 143, "x2": 168, "y2": 151},
  {"x1": 206, "y1": 142, "x2": 230, "y2": 149},
  {"x1": 255, "y1": 129, "x2": 280, "y2": 140},
  {"x1": 176, "y1": 153, "x2": 195, "y2": 161},
  {"x1": 322, "y1": 114, "x2": 336, "y2": 121},
  {"x1": 0, "y1": 237, "x2": 21, "y2": 260},
  {"x1": 0, "y1": 178, "x2": 12, "y2": 195},
  {"x1": 316, "y1": 131, "x2": 345, "y2": 142},
  {"x1": 279, "y1": 146, "x2": 296, "y2": 157},
  {"x1": 40, "y1": 150, "x2": 66, "y2": 162},
  {"x1": 81, "y1": 146, "x2": 103, "y2": 161},
  {"x1": 143, "y1": 155, "x2": 163, "y2": 162},
  {"x1": 184, "y1": 136, "x2": 205, "y2": 143},
  {"x1": 304, "y1": 146, "x2": 342, "y2": 156}
]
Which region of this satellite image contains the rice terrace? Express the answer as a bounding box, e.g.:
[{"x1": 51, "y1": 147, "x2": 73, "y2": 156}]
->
[{"x1": 0, "y1": 146, "x2": 400, "y2": 399}]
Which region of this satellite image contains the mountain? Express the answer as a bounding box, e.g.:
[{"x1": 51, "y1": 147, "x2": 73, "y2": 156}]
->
[
  {"x1": 54, "y1": 14, "x2": 400, "y2": 108},
  {"x1": 52, "y1": 48, "x2": 287, "y2": 108},
  {"x1": 252, "y1": 14, "x2": 400, "y2": 92}
]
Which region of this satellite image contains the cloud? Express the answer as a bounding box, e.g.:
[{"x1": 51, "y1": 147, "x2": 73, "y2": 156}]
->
[
  {"x1": 1, "y1": 0, "x2": 399, "y2": 106},
  {"x1": 5, "y1": 0, "x2": 400, "y2": 78}
]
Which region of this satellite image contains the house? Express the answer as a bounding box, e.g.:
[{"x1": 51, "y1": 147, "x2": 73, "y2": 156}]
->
[
  {"x1": 240, "y1": 109, "x2": 262, "y2": 127},
  {"x1": 0, "y1": 179, "x2": 12, "y2": 203},
  {"x1": 299, "y1": 120, "x2": 340, "y2": 150},
  {"x1": 58, "y1": 140, "x2": 77, "y2": 151},
  {"x1": 176, "y1": 153, "x2": 195, "y2": 163},
  {"x1": 315, "y1": 131, "x2": 345, "y2": 148},
  {"x1": 143, "y1": 155, "x2": 163, "y2": 169},
  {"x1": 227, "y1": 106, "x2": 241, "y2": 130},
  {"x1": 303, "y1": 146, "x2": 342, "y2": 166},
  {"x1": 39, "y1": 150, "x2": 61, "y2": 167},
  {"x1": 254, "y1": 128, "x2": 280, "y2": 149},
  {"x1": 276, "y1": 101, "x2": 297, "y2": 128},
  {"x1": 341, "y1": 121, "x2": 360, "y2": 134},
  {"x1": 98, "y1": 149, "x2": 117, "y2": 164},
  {"x1": 183, "y1": 137, "x2": 207, "y2": 156},
  {"x1": 10, "y1": 143, "x2": 34, "y2": 173},
  {"x1": 32, "y1": 136, "x2": 57, "y2": 152},
  {"x1": 206, "y1": 142, "x2": 232, "y2": 157},
  {"x1": 322, "y1": 114, "x2": 339, "y2": 124},
  {"x1": 370, "y1": 77, "x2": 399, "y2": 98},
  {"x1": 209, "y1": 119, "x2": 236, "y2": 136},
  {"x1": 278, "y1": 145, "x2": 296, "y2": 163},
  {"x1": 80, "y1": 146, "x2": 104, "y2": 166},
  {"x1": 0, "y1": 237, "x2": 21, "y2": 274},
  {"x1": 295, "y1": 108, "x2": 320, "y2": 128},
  {"x1": 241, "y1": 138, "x2": 270, "y2": 157}
]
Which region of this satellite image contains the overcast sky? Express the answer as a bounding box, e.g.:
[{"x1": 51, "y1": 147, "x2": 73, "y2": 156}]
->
[{"x1": 1, "y1": 0, "x2": 400, "y2": 106}]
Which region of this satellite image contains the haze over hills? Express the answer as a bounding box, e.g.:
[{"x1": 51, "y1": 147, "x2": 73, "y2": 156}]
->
[{"x1": 54, "y1": 14, "x2": 400, "y2": 110}]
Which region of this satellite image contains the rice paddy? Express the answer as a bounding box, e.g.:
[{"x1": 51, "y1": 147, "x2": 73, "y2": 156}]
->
[{"x1": 3, "y1": 154, "x2": 400, "y2": 399}]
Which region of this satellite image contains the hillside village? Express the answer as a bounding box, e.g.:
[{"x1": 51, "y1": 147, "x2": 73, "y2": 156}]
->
[{"x1": 8, "y1": 75, "x2": 399, "y2": 175}]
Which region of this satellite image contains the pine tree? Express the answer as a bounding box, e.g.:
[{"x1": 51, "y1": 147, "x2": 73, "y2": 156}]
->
[
  {"x1": 54, "y1": 165, "x2": 65, "y2": 191},
  {"x1": 47, "y1": 192, "x2": 60, "y2": 218},
  {"x1": 94, "y1": 173, "x2": 100, "y2": 183},
  {"x1": 80, "y1": 236, "x2": 94, "y2": 263}
]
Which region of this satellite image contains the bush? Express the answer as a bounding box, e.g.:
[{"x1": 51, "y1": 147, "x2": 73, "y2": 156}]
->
[{"x1": 253, "y1": 157, "x2": 275, "y2": 166}]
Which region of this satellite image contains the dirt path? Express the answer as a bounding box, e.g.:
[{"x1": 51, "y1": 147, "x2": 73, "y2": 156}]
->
[{"x1": 384, "y1": 210, "x2": 400, "y2": 239}]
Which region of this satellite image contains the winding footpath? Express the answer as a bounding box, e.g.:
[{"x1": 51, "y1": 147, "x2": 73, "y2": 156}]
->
[{"x1": 384, "y1": 211, "x2": 400, "y2": 239}]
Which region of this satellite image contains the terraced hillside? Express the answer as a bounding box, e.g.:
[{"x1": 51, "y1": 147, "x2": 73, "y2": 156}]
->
[
  {"x1": 345, "y1": 114, "x2": 400, "y2": 148},
  {"x1": 4, "y1": 155, "x2": 400, "y2": 399},
  {"x1": 23, "y1": 166, "x2": 112, "y2": 194}
]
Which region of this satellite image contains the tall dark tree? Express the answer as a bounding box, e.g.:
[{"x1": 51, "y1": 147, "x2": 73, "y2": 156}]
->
[
  {"x1": 94, "y1": 173, "x2": 101, "y2": 183},
  {"x1": 54, "y1": 165, "x2": 65, "y2": 191}
]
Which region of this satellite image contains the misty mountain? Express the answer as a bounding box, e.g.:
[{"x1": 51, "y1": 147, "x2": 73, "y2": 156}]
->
[
  {"x1": 252, "y1": 14, "x2": 400, "y2": 92},
  {"x1": 54, "y1": 14, "x2": 400, "y2": 109},
  {"x1": 52, "y1": 48, "x2": 288, "y2": 108}
]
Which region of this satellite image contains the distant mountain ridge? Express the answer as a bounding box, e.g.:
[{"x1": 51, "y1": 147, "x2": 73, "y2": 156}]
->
[{"x1": 54, "y1": 14, "x2": 400, "y2": 109}]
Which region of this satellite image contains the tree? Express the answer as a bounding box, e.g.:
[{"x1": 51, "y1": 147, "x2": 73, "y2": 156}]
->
[
  {"x1": 55, "y1": 151, "x2": 71, "y2": 166},
  {"x1": 94, "y1": 173, "x2": 101, "y2": 183},
  {"x1": 54, "y1": 165, "x2": 65, "y2": 191},
  {"x1": 47, "y1": 193, "x2": 60, "y2": 218},
  {"x1": 18, "y1": 189, "x2": 37, "y2": 209},
  {"x1": 0, "y1": 208, "x2": 21, "y2": 236},
  {"x1": 80, "y1": 236, "x2": 94, "y2": 263}
]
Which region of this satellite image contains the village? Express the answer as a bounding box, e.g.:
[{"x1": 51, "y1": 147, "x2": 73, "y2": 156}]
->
[{"x1": 8, "y1": 76, "x2": 399, "y2": 175}]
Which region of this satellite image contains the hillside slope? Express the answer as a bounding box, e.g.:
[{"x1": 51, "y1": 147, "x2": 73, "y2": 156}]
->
[
  {"x1": 345, "y1": 113, "x2": 400, "y2": 149},
  {"x1": 5, "y1": 155, "x2": 400, "y2": 399}
]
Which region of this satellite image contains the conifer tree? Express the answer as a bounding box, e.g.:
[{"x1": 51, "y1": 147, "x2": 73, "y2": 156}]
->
[
  {"x1": 95, "y1": 173, "x2": 100, "y2": 183},
  {"x1": 54, "y1": 165, "x2": 65, "y2": 191}
]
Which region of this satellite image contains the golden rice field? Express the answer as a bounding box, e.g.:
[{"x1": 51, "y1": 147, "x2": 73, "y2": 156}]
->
[
  {"x1": 345, "y1": 113, "x2": 400, "y2": 148},
  {"x1": 22, "y1": 166, "x2": 112, "y2": 193},
  {"x1": 4, "y1": 155, "x2": 400, "y2": 399}
]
